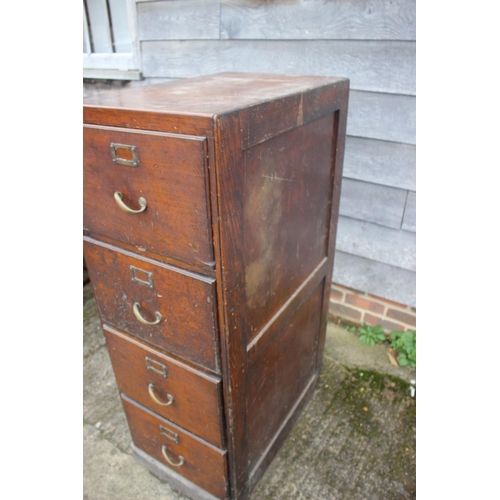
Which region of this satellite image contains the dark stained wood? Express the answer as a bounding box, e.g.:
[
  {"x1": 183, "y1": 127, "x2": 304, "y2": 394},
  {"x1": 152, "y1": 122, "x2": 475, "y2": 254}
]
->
[
  {"x1": 246, "y1": 282, "x2": 324, "y2": 469},
  {"x1": 83, "y1": 107, "x2": 214, "y2": 137},
  {"x1": 317, "y1": 87, "x2": 349, "y2": 375},
  {"x1": 83, "y1": 125, "x2": 214, "y2": 268},
  {"x1": 239, "y1": 93, "x2": 303, "y2": 150},
  {"x1": 239, "y1": 79, "x2": 347, "y2": 150},
  {"x1": 212, "y1": 112, "x2": 249, "y2": 500},
  {"x1": 122, "y1": 395, "x2": 228, "y2": 499},
  {"x1": 246, "y1": 258, "x2": 328, "y2": 364},
  {"x1": 104, "y1": 325, "x2": 225, "y2": 448},
  {"x1": 83, "y1": 237, "x2": 220, "y2": 373},
  {"x1": 83, "y1": 73, "x2": 345, "y2": 117},
  {"x1": 247, "y1": 373, "x2": 319, "y2": 494},
  {"x1": 82, "y1": 231, "x2": 217, "y2": 277},
  {"x1": 212, "y1": 77, "x2": 349, "y2": 500},
  {"x1": 241, "y1": 114, "x2": 336, "y2": 344},
  {"x1": 83, "y1": 73, "x2": 349, "y2": 500},
  {"x1": 132, "y1": 444, "x2": 226, "y2": 500}
]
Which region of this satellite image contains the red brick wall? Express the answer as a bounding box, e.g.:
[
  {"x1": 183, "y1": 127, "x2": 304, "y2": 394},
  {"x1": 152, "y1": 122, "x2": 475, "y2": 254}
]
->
[{"x1": 329, "y1": 283, "x2": 416, "y2": 333}]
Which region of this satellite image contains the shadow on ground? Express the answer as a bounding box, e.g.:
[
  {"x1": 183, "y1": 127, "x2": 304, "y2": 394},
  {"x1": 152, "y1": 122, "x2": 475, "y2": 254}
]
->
[{"x1": 83, "y1": 283, "x2": 416, "y2": 500}]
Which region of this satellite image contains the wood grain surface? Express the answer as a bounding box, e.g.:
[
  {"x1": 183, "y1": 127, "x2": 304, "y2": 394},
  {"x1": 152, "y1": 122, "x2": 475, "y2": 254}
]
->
[
  {"x1": 138, "y1": 0, "x2": 220, "y2": 41},
  {"x1": 339, "y1": 178, "x2": 408, "y2": 230},
  {"x1": 83, "y1": 125, "x2": 214, "y2": 268},
  {"x1": 83, "y1": 237, "x2": 220, "y2": 373},
  {"x1": 84, "y1": 73, "x2": 350, "y2": 500},
  {"x1": 336, "y1": 216, "x2": 416, "y2": 272},
  {"x1": 343, "y1": 136, "x2": 416, "y2": 191},
  {"x1": 104, "y1": 325, "x2": 225, "y2": 448},
  {"x1": 220, "y1": 0, "x2": 416, "y2": 41},
  {"x1": 141, "y1": 40, "x2": 415, "y2": 95},
  {"x1": 211, "y1": 76, "x2": 349, "y2": 499},
  {"x1": 122, "y1": 395, "x2": 228, "y2": 499},
  {"x1": 347, "y1": 90, "x2": 416, "y2": 144}
]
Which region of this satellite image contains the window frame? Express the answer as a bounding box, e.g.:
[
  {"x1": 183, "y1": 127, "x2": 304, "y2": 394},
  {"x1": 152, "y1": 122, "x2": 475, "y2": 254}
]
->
[{"x1": 83, "y1": 0, "x2": 141, "y2": 80}]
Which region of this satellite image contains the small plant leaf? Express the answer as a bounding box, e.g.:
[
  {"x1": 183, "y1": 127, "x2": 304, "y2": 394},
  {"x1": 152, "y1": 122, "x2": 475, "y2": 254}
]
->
[{"x1": 398, "y1": 353, "x2": 409, "y2": 366}]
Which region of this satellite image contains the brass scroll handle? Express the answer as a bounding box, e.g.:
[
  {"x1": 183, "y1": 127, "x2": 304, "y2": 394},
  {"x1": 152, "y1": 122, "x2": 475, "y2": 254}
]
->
[
  {"x1": 161, "y1": 445, "x2": 185, "y2": 467},
  {"x1": 114, "y1": 191, "x2": 147, "y2": 214},
  {"x1": 148, "y1": 384, "x2": 174, "y2": 406},
  {"x1": 133, "y1": 302, "x2": 162, "y2": 325}
]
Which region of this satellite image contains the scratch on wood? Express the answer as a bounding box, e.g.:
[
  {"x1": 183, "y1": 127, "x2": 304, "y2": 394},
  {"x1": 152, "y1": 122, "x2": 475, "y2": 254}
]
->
[
  {"x1": 261, "y1": 174, "x2": 296, "y2": 182},
  {"x1": 297, "y1": 93, "x2": 304, "y2": 127},
  {"x1": 195, "y1": 257, "x2": 216, "y2": 267}
]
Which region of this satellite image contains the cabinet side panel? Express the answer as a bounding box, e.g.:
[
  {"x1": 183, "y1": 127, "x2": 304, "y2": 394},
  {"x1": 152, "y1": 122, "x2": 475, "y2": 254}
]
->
[
  {"x1": 242, "y1": 114, "x2": 334, "y2": 344},
  {"x1": 316, "y1": 82, "x2": 350, "y2": 373},
  {"x1": 246, "y1": 281, "x2": 324, "y2": 470}
]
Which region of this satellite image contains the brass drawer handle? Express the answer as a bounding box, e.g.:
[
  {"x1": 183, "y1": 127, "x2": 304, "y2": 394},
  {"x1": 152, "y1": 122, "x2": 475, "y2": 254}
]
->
[
  {"x1": 133, "y1": 302, "x2": 162, "y2": 325},
  {"x1": 161, "y1": 445, "x2": 184, "y2": 467},
  {"x1": 148, "y1": 383, "x2": 174, "y2": 406},
  {"x1": 114, "y1": 191, "x2": 147, "y2": 214}
]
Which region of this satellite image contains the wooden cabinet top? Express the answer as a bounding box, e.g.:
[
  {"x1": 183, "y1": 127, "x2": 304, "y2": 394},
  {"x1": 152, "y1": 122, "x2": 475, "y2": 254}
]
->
[
  {"x1": 84, "y1": 72, "x2": 349, "y2": 139},
  {"x1": 83, "y1": 72, "x2": 347, "y2": 116}
]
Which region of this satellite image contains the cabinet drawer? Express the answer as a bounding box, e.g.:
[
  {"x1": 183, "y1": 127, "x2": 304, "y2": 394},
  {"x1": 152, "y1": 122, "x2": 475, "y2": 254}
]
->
[
  {"x1": 104, "y1": 325, "x2": 224, "y2": 448},
  {"x1": 84, "y1": 237, "x2": 220, "y2": 373},
  {"x1": 122, "y1": 395, "x2": 228, "y2": 500},
  {"x1": 83, "y1": 125, "x2": 213, "y2": 267}
]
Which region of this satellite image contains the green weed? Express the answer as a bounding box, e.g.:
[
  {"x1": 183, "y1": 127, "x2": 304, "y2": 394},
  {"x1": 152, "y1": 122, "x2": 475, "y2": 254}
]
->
[{"x1": 389, "y1": 330, "x2": 416, "y2": 369}]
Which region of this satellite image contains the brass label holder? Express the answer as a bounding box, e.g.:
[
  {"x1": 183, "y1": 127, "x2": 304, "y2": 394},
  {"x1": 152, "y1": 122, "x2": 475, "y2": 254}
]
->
[
  {"x1": 160, "y1": 425, "x2": 179, "y2": 444},
  {"x1": 145, "y1": 357, "x2": 168, "y2": 378},
  {"x1": 130, "y1": 266, "x2": 154, "y2": 289},
  {"x1": 110, "y1": 143, "x2": 139, "y2": 167}
]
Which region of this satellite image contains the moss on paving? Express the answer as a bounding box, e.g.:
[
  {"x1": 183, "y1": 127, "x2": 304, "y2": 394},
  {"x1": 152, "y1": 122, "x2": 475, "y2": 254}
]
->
[{"x1": 252, "y1": 356, "x2": 416, "y2": 500}]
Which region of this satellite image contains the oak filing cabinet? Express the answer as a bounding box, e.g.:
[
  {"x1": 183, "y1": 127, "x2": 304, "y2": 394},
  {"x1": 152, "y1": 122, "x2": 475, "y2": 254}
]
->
[{"x1": 83, "y1": 73, "x2": 349, "y2": 500}]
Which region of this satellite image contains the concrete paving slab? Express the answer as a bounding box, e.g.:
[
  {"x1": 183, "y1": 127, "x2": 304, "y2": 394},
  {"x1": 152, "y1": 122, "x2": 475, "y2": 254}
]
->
[
  {"x1": 83, "y1": 284, "x2": 106, "y2": 358},
  {"x1": 84, "y1": 424, "x2": 186, "y2": 500},
  {"x1": 324, "y1": 322, "x2": 415, "y2": 384},
  {"x1": 83, "y1": 283, "x2": 416, "y2": 499}
]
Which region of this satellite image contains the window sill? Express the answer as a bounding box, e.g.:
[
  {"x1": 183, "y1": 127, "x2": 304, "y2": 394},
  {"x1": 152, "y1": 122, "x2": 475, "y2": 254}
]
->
[{"x1": 83, "y1": 68, "x2": 142, "y2": 81}]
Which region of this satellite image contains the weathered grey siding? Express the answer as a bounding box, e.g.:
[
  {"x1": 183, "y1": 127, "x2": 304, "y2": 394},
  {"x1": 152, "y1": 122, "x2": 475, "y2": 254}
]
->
[
  {"x1": 141, "y1": 40, "x2": 415, "y2": 95},
  {"x1": 90, "y1": 0, "x2": 417, "y2": 307},
  {"x1": 219, "y1": 0, "x2": 416, "y2": 40},
  {"x1": 343, "y1": 137, "x2": 415, "y2": 191}
]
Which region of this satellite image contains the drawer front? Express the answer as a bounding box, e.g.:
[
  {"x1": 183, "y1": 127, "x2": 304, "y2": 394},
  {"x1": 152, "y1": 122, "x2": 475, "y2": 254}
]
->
[
  {"x1": 84, "y1": 238, "x2": 220, "y2": 373},
  {"x1": 104, "y1": 325, "x2": 224, "y2": 448},
  {"x1": 122, "y1": 395, "x2": 228, "y2": 500},
  {"x1": 83, "y1": 124, "x2": 214, "y2": 267}
]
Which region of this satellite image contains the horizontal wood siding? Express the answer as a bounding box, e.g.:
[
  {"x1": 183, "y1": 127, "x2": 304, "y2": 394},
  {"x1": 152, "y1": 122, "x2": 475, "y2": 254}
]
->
[
  {"x1": 333, "y1": 251, "x2": 416, "y2": 308},
  {"x1": 347, "y1": 91, "x2": 416, "y2": 144},
  {"x1": 141, "y1": 40, "x2": 415, "y2": 95},
  {"x1": 137, "y1": 0, "x2": 220, "y2": 40},
  {"x1": 343, "y1": 137, "x2": 416, "y2": 191},
  {"x1": 402, "y1": 191, "x2": 416, "y2": 232},
  {"x1": 220, "y1": 0, "x2": 416, "y2": 41},
  {"x1": 339, "y1": 179, "x2": 408, "y2": 230},
  {"x1": 336, "y1": 217, "x2": 416, "y2": 272},
  {"x1": 85, "y1": 0, "x2": 416, "y2": 306}
]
